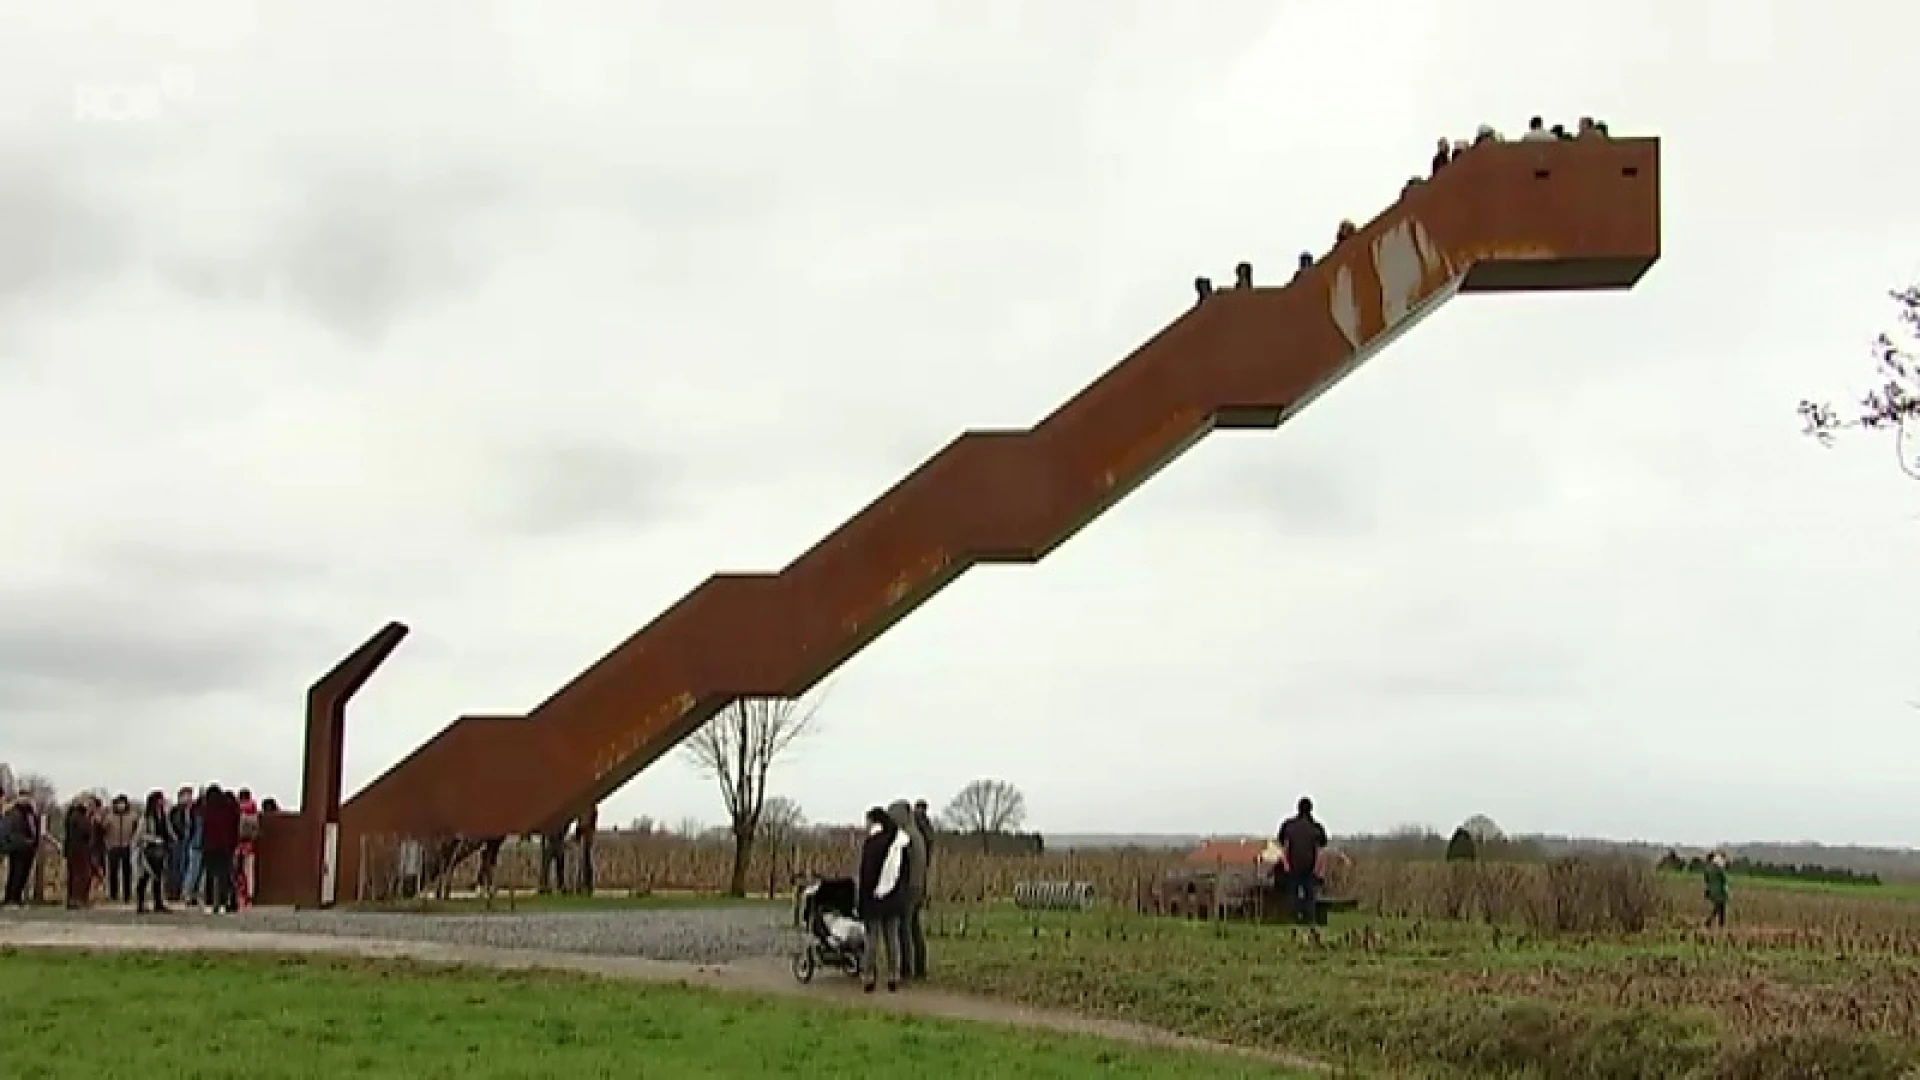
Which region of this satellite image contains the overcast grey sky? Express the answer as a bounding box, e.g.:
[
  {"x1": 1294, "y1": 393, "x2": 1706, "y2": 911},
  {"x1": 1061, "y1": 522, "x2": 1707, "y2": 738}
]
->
[{"x1": 3, "y1": 0, "x2": 1918, "y2": 848}]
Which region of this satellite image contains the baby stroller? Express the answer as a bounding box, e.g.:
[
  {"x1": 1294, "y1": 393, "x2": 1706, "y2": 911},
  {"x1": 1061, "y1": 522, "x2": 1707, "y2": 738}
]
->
[{"x1": 791, "y1": 876, "x2": 866, "y2": 984}]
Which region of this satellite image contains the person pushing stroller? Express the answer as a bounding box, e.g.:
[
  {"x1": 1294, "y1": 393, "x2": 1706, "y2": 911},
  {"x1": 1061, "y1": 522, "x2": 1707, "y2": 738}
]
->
[{"x1": 856, "y1": 805, "x2": 912, "y2": 993}]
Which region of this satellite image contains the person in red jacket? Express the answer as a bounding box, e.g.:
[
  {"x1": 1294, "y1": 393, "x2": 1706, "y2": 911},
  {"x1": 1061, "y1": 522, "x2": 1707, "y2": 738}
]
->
[
  {"x1": 198, "y1": 785, "x2": 242, "y2": 914},
  {"x1": 233, "y1": 789, "x2": 261, "y2": 910}
]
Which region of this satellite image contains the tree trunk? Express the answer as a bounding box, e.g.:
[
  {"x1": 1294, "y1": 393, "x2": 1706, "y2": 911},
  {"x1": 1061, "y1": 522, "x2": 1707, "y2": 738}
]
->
[{"x1": 727, "y1": 831, "x2": 753, "y2": 898}]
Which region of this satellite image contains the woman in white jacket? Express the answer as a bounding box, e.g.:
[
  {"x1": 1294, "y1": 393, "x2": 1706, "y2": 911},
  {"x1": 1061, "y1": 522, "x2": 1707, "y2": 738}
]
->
[{"x1": 855, "y1": 806, "x2": 911, "y2": 993}]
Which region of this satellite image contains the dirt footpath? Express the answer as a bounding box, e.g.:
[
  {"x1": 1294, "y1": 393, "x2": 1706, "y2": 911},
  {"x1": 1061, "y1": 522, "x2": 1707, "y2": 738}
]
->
[{"x1": 0, "y1": 918, "x2": 1324, "y2": 1074}]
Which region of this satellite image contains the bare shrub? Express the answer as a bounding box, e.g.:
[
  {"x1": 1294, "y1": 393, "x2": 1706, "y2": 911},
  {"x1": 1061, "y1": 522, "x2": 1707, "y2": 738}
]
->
[
  {"x1": 1534, "y1": 856, "x2": 1666, "y2": 933},
  {"x1": 1346, "y1": 855, "x2": 1668, "y2": 933}
]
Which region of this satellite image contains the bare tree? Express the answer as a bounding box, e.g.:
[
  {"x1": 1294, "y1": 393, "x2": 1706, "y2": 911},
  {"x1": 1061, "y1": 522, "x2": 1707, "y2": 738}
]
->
[
  {"x1": 17, "y1": 772, "x2": 60, "y2": 819},
  {"x1": 759, "y1": 796, "x2": 806, "y2": 843},
  {"x1": 1800, "y1": 285, "x2": 1920, "y2": 477},
  {"x1": 1461, "y1": 814, "x2": 1505, "y2": 846},
  {"x1": 942, "y1": 778, "x2": 1027, "y2": 850},
  {"x1": 682, "y1": 693, "x2": 824, "y2": 896},
  {"x1": 757, "y1": 796, "x2": 807, "y2": 895}
]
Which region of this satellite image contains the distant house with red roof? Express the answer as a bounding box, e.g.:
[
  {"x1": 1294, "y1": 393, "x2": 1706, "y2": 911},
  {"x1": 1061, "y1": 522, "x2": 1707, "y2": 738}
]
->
[{"x1": 1188, "y1": 838, "x2": 1279, "y2": 868}]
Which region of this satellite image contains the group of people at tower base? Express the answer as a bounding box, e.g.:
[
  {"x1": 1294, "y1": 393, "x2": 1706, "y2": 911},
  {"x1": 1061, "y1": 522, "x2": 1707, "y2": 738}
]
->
[{"x1": 0, "y1": 785, "x2": 272, "y2": 913}]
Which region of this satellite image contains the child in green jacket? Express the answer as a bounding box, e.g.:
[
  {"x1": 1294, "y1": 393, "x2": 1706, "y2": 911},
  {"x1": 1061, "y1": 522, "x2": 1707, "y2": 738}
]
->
[{"x1": 1703, "y1": 851, "x2": 1729, "y2": 928}]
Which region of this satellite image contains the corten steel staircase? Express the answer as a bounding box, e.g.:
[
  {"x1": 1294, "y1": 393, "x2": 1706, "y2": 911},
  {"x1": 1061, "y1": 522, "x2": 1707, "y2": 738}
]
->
[{"x1": 292, "y1": 135, "x2": 1660, "y2": 907}]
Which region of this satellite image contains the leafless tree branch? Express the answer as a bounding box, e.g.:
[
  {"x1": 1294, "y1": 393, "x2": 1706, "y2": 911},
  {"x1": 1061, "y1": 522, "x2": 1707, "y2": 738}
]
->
[
  {"x1": 941, "y1": 777, "x2": 1027, "y2": 834},
  {"x1": 1800, "y1": 286, "x2": 1920, "y2": 479},
  {"x1": 680, "y1": 687, "x2": 828, "y2": 895}
]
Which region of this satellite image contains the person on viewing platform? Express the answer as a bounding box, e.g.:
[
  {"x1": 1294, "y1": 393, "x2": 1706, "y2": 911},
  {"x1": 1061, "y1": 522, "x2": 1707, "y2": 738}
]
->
[
  {"x1": 1233, "y1": 262, "x2": 1253, "y2": 290},
  {"x1": 1522, "y1": 115, "x2": 1556, "y2": 142},
  {"x1": 1430, "y1": 136, "x2": 1452, "y2": 175}
]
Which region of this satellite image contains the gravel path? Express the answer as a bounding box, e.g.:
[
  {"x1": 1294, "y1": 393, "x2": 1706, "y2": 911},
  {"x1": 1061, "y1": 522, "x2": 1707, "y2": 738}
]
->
[
  {"x1": 0, "y1": 909, "x2": 1324, "y2": 1074},
  {"x1": 0, "y1": 904, "x2": 793, "y2": 964}
]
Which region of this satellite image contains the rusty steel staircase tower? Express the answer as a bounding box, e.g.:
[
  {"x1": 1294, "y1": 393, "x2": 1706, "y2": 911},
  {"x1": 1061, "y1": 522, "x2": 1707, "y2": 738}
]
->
[{"x1": 274, "y1": 134, "x2": 1661, "y2": 907}]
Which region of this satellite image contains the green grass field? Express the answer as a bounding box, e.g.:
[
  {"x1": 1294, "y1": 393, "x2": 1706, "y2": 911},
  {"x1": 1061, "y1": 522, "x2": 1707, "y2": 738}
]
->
[
  {"x1": 1718, "y1": 872, "x2": 1920, "y2": 900},
  {"x1": 0, "y1": 950, "x2": 1295, "y2": 1080},
  {"x1": 929, "y1": 908, "x2": 1920, "y2": 1077}
]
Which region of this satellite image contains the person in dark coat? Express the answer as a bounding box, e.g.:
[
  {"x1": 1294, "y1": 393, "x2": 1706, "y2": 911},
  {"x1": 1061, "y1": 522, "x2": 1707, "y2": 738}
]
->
[
  {"x1": 1, "y1": 791, "x2": 40, "y2": 906},
  {"x1": 475, "y1": 836, "x2": 505, "y2": 898},
  {"x1": 62, "y1": 800, "x2": 96, "y2": 908},
  {"x1": 539, "y1": 824, "x2": 568, "y2": 894},
  {"x1": 86, "y1": 797, "x2": 107, "y2": 899},
  {"x1": 912, "y1": 800, "x2": 935, "y2": 874},
  {"x1": 198, "y1": 784, "x2": 242, "y2": 914},
  {"x1": 855, "y1": 806, "x2": 909, "y2": 993},
  {"x1": 887, "y1": 801, "x2": 930, "y2": 981},
  {"x1": 166, "y1": 786, "x2": 196, "y2": 904},
  {"x1": 131, "y1": 791, "x2": 176, "y2": 914},
  {"x1": 575, "y1": 807, "x2": 598, "y2": 895},
  {"x1": 1277, "y1": 796, "x2": 1329, "y2": 925}
]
